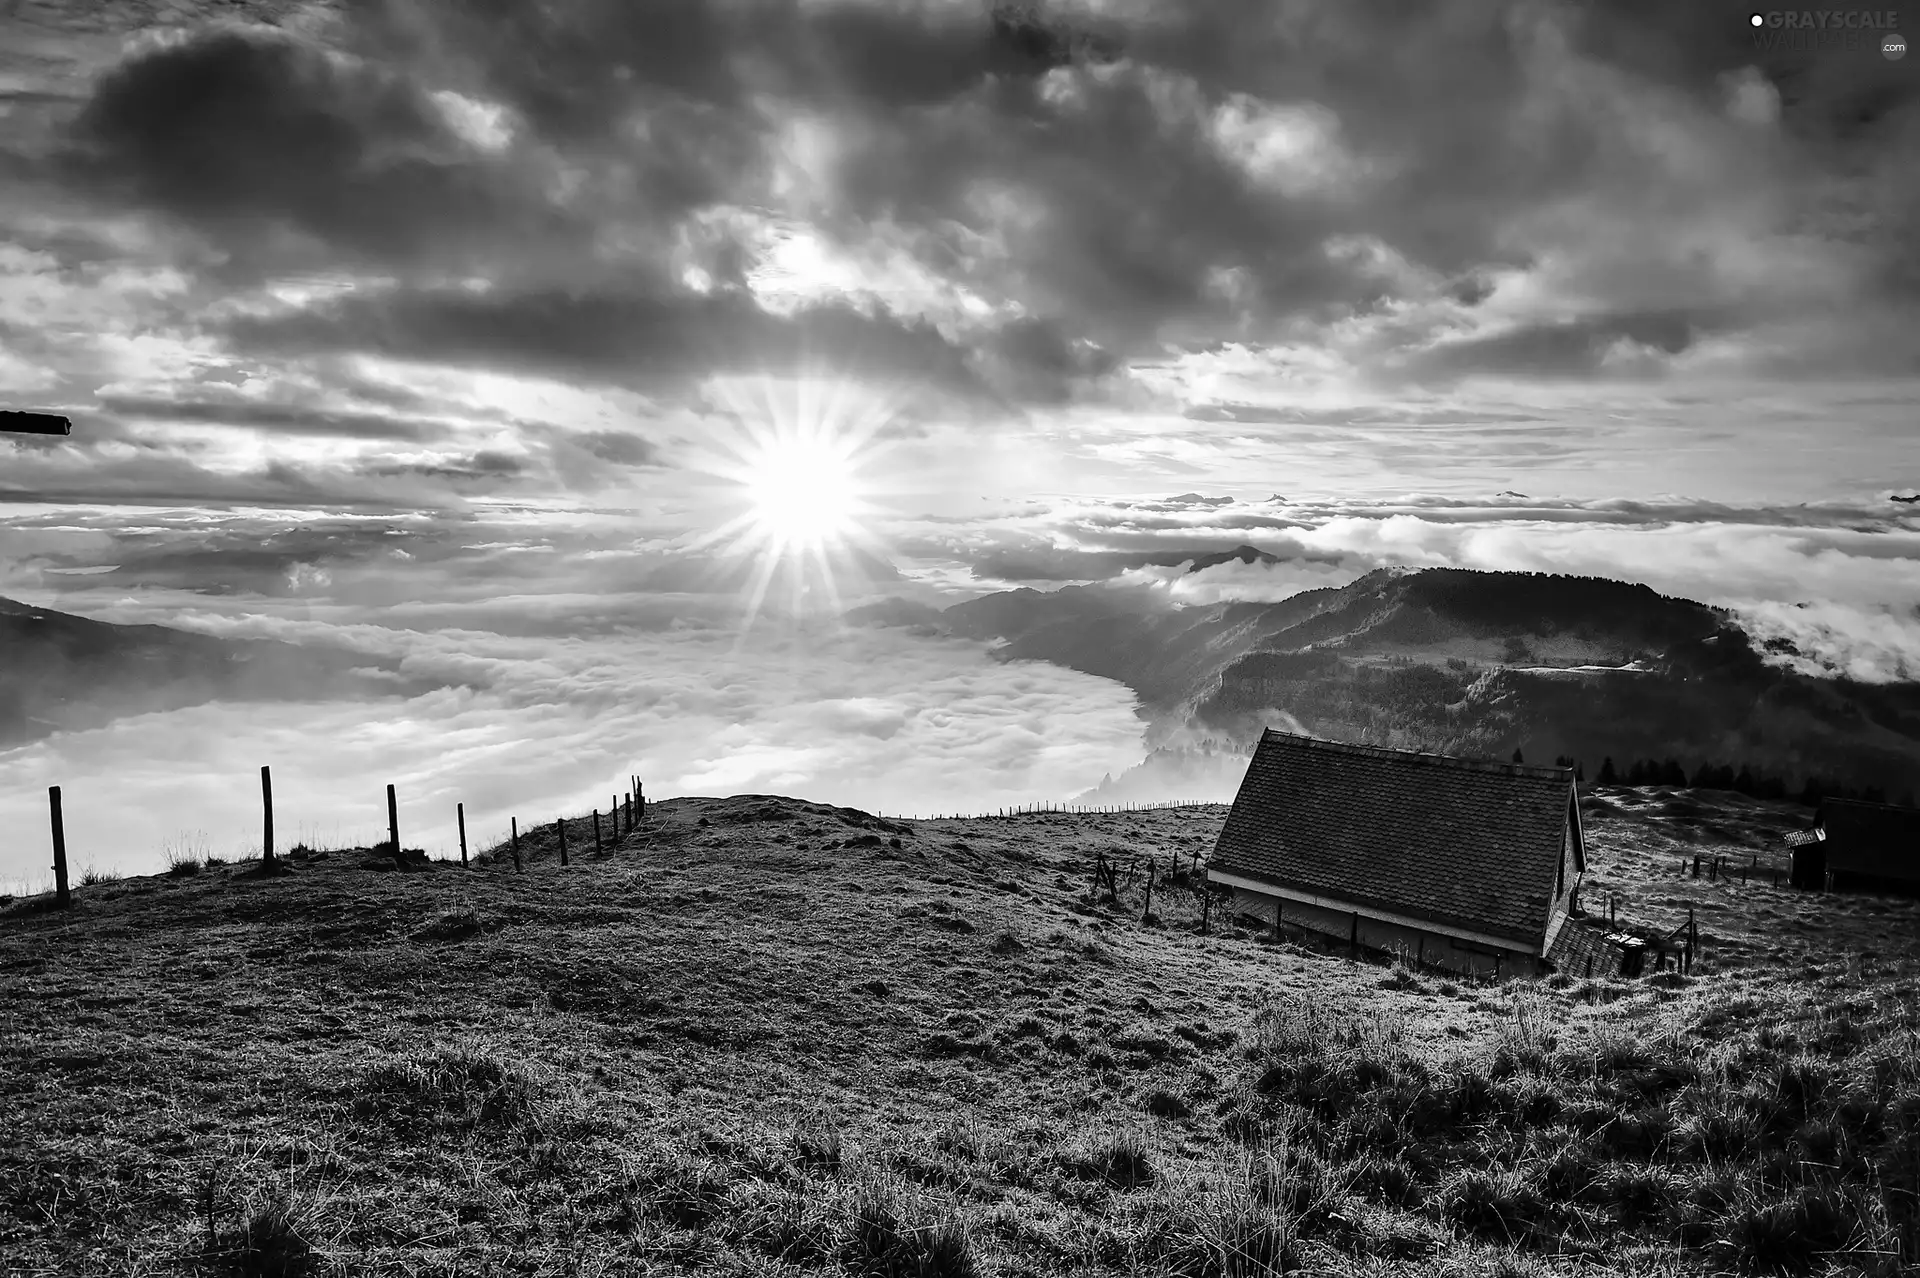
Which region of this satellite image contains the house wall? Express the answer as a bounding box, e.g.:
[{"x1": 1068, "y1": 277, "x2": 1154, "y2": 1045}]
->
[
  {"x1": 1228, "y1": 886, "x2": 1549, "y2": 978},
  {"x1": 1791, "y1": 845, "x2": 1826, "y2": 890},
  {"x1": 1558, "y1": 824, "x2": 1578, "y2": 908}
]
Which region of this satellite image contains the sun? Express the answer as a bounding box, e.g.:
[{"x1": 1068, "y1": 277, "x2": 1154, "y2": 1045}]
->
[
  {"x1": 741, "y1": 432, "x2": 862, "y2": 549},
  {"x1": 685, "y1": 375, "x2": 903, "y2": 630}
]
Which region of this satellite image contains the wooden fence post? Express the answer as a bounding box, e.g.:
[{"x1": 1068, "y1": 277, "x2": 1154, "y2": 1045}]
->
[
  {"x1": 386, "y1": 784, "x2": 400, "y2": 860},
  {"x1": 638, "y1": 781, "x2": 646, "y2": 825},
  {"x1": 260, "y1": 765, "x2": 275, "y2": 865},
  {"x1": 1141, "y1": 863, "x2": 1155, "y2": 922},
  {"x1": 1093, "y1": 852, "x2": 1104, "y2": 896},
  {"x1": 511, "y1": 817, "x2": 522, "y2": 873},
  {"x1": 558, "y1": 817, "x2": 568, "y2": 867},
  {"x1": 457, "y1": 802, "x2": 468, "y2": 868},
  {"x1": 624, "y1": 793, "x2": 632, "y2": 834},
  {"x1": 593, "y1": 808, "x2": 602, "y2": 855},
  {"x1": 49, "y1": 785, "x2": 70, "y2": 908},
  {"x1": 1201, "y1": 889, "x2": 1212, "y2": 934}
]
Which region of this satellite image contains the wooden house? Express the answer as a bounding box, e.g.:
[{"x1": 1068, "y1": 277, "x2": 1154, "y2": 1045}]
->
[
  {"x1": 1810, "y1": 798, "x2": 1920, "y2": 894},
  {"x1": 1207, "y1": 729, "x2": 1586, "y2": 977}
]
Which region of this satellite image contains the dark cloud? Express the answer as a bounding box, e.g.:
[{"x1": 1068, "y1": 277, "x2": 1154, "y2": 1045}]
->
[
  {"x1": 1386, "y1": 311, "x2": 1705, "y2": 383},
  {"x1": 573, "y1": 431, "x2": 661, "y2": 467},
  {"x1": 61, "y1": 25, "x2": 561, "y2": 269},
  {"x1": 0, "y1": 443, "x2": 464, "y2": 512},
  {"x1": 97, "y1": 394, "x2": 455, "y2": 441},
  {"x1": 362, "y1": 450, "x2": 529, "y2": 483},
  {"x1": 19, "y1": 0, "x2": 1920, "y2": 426},
  {"x1": 225, "y1": 283, "x2": 991, "y2": 400},
  {"x1": 1184, "y1": 403, "x2": 1548, "y2": 425}
]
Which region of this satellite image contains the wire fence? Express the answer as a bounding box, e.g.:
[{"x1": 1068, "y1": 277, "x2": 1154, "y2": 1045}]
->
[
  {"x1": 871, "y1": 800, "x2": 1222, "y2": 821},
  {"x1": 11, "y1": 771, "x2": 1225, "y2": 908}
]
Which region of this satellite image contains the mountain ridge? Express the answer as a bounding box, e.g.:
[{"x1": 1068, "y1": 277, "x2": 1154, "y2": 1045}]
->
[
  {"x1": 849, "y1": 562, "x2": 1920, "y2": 797},
  {"x1": 0, "y1": 595, "x2": 447, "y2": 748}
]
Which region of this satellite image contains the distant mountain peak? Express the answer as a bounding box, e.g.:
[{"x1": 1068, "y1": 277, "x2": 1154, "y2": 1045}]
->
[
  {"x1": 1164, "y1": 493, "x2": 1235, "y2": 507},
  {"x1": 1184, "y1": 544, "x2": 1283, "y2": 573}
]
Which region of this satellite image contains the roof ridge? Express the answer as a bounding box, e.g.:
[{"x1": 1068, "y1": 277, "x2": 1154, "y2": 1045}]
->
[
  {"x1": 1258, "y1": 728, "x2": 1574, "y2": 782},
  {"x1": 1822, "y1": 796, "x2": 1920, "y2": 815}
]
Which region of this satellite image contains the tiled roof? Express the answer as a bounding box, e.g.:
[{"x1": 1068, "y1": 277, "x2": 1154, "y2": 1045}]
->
[
  {"x1": 1210, "y1": 729, "x2": 1576, "y2": 947},
  {"x1": 1819, "y1": 798, "x2": 1920, "y2": 882}
]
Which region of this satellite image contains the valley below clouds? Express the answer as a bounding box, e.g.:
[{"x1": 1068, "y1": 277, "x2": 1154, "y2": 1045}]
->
[
  {"x1": 0, "y1": 569, "x2": 1149, "y2": 887},
  {"x1": 5, "y1": 484, "x2": 1919, "y2": 888}
]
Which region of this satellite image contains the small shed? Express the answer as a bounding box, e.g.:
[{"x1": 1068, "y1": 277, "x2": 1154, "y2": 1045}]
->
[
  {"x1": 1816, "y1": 798, "x2": 1920, "y2": 893},
  {"x1": 1783, "y1": 827, "x2": 1826, "y2": 890},
  {"x1": 1206, "y1": 729, "x2": 1585, "y2": 977}
]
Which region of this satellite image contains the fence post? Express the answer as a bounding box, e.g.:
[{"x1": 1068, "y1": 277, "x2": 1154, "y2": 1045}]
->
[
  {"x1": 638, "y1": 781, "x2": 646, "y2": 825},
  {"x1": 558, "y1": 817, "x2": 568, "y2": 867},
  {"x1": 457, "y1": 802, "x2": 468, "y2": 868},
  {"x1": 260, "y1": 765, "x2": 275, "y2": 865},
  {"x1": 624, "y1": 793, "x2": 632, "y2": 835},
  {"x1": 1201, "y1": 889, "x2": 1212, "y2": 934},
  {"x1": 386, "y1": 784, "x2": 400, "y2": 860},
  {"x1": 511, "y1": 817, "x2": 522, "y2": 872},
  {"x1": 593, "y1": 808, "x2": 602, "y2": 855},
  {"x1": 1141, "y1": 863, "x2": 1155, "y2": 922},
  {"x1": 49, "y1": 785, "x2": 70, "y2": 908}
]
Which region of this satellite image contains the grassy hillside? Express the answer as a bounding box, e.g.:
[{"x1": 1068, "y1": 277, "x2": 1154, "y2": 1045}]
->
[{"x1": 2, "y1": 792, "x2": 1917, "y2": 1276}]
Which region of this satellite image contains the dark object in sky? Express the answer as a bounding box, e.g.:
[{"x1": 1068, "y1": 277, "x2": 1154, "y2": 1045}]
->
[
  {"x1": 1892, "y1": 494, "x2": 1920, "y2": 504},
  {"x1": 1498, "y1": 490, "x2": 1530, "y2": 498},
  {"x1": 0, "y1": 410, "x2": 72, "y2": 435}
]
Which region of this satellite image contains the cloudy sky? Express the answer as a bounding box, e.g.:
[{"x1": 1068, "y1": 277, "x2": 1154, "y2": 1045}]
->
[{"x1": 2, "y1": 0, "x2": 1917, "y2": 882}]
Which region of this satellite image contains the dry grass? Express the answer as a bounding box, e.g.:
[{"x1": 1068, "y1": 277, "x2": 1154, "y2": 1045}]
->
[{"x1": 1, "y1": 789, "x2": 1917, "y2": 1275}]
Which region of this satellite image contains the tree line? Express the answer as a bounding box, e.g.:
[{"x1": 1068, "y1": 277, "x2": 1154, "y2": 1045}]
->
[{"x1": 1518, "y1": 749, "x2": 1904, "y2": 807}]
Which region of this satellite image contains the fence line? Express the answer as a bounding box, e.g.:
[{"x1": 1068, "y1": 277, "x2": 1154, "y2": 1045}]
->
[
  {"x1": 18, "y1": 773, "x2": 1225, "y2": 908},
  {"x1": 873, "y1": 799, "x2": 1219, "y2": 821}
]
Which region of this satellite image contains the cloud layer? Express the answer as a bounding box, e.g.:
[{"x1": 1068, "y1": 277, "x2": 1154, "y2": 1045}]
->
[
  {"x1": 0, "y1": 582, "x2": 1147, "y2": 887},
  {"x1": 2, "y1": 1, "x2": 1917, "y2": 883}
]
